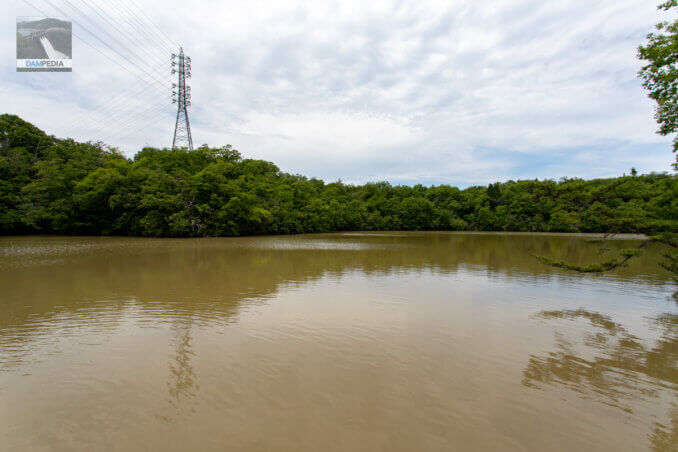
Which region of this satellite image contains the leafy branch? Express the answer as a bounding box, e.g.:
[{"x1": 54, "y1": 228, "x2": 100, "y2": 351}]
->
[{"x1": 533, "y1": 240, "x2": 649, "y2": 273}]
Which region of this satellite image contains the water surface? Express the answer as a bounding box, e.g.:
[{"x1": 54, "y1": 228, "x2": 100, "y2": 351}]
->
[{"x1": 0, "y1": 232, "x2": 676, "y2": 451}]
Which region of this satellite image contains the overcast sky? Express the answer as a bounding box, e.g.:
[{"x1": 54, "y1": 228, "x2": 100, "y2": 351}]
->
[{"x1": 2, "y1": 0, "x2": 675, "y2": 186}]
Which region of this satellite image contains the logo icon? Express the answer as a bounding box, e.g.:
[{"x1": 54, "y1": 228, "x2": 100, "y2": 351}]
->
[{"x1": 17, "y1": 17, "x2": 72, "y2": 72}]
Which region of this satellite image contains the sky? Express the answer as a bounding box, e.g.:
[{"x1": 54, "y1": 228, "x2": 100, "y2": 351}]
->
[{"x1": 1, "y1": 0, "x2": 675, "y2": 186}]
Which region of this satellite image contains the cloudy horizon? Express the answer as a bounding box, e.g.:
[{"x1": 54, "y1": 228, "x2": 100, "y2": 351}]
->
[{"x1": 2, "y1": 0, "x2": 674, "y2": 186}]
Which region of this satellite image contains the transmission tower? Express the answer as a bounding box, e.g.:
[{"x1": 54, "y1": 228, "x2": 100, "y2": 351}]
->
[{"x1": 171, "y1": 47, "x2": 193, "y2": 150}]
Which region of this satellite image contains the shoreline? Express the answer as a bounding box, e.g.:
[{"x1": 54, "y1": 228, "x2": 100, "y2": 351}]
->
[{"x1": 0, "y1": 230, "x2": 650, "y2": 241}]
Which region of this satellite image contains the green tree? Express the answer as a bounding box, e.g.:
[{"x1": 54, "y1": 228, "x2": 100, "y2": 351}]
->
[
  {"x1": 0, "y1": 113, "x2": 676, "y2": 240},
  {"x1": 535, "y1": 2, "x2": 678, "y2": 289},
  {"x1": 638, "y1": 0, "x2": 678, "y2": 167},
  {"x1": 639, "y1": 1, "x2": 678, "y2": 287}
]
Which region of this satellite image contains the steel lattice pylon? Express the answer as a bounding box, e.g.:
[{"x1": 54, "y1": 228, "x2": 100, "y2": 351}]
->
[{"x1": 171, "y1": 47, "x2": 193, "y2": 150}]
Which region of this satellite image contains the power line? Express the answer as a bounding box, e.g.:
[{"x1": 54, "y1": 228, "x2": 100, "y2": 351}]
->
[
  {"x1": 104, "y1": 0, "x2": 175, "y2": 55},
  {"x1": 73, "y1": 102, "x2": 170, "y2": 144},
  {"x1": 20, "y1": 20, "x2": 169, "y2": 134},
  {"x1": 94, "y1": 97, "x2": 172, "y2": 137},
  {"x1": 22, "y1": 0, "x2": 166, "y2": 97},
  {"x1": 66, "y1": 0, "x2": 171, "y2": 69},
  {"x1": 56, "y1": 65, "x2": 169, "y2": 134},
  {"x1": 21, "y1": 0, "x2": 182, "y2": 149},
  {"x1": 100, "y1": 104, "x2": 174, "y2": 146},
  {"x1": 65, "y1": 87, "x2": 168, "y2": 134},
  {"x1": 113, "y1": 111, "x2": 173, "y2": 145},
  {"x1": 80, "y1": 0, "x2": 174, "y2": 63},
  {"x1": 62, "y1": 59, "x2": 171, "y2": 129},
  {"x1": 38, "y1": 0, "x2": 170, "y2": 87},
  {"x1": 123, "y1": 0, "x2": 179, "y2": 50}
]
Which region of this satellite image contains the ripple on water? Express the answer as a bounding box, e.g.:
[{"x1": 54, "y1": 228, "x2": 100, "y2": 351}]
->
[{"x1": 0, "y1": 233, "x2": 676, "y2": 451}]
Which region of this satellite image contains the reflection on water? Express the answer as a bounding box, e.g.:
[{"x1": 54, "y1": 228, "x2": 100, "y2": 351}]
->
[
  {"x1": 168, "y1": 319, "x2": 197, "y2": 406},
  {"x1": 654, "y1": 405, "x2": 678, "y2": 451},
  {"x1": 0, "y1": 232, "x2": 676, "y2": 451},
  {"x1": 523, "y1": 309, "x2": 678, "y2": 451}
]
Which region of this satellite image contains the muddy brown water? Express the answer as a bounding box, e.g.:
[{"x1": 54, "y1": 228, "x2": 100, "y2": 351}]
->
[{"x1": 0, "y1": 232, "x2": 676, "y2": 451}]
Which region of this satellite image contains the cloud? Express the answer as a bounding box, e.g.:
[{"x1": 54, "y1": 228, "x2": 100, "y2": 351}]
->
[{"x1": 0, "y1": 0, "x2": 673, "y2": 186}]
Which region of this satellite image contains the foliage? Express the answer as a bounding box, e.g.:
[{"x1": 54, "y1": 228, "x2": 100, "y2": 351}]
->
[
  {"x1": 619, "y1": 248, "x2": 642, "y2": 257},
  {"x1": 534, "y1": 241, "x2": 649, "y2": 273},
  {"x1": 661, "y1": 250, "x2": 678, "y2": 282},
  {"x1": 652, "y1": 232, "x2": 678, "y2": 284},
  {"x1": 638, "y1": 0, "x2": 678, "y2": 166},
  {"x1": 1, "y1": 114, "x2": 677, "y2": 238},
  {"x1": 536, "y1": 2, "x2": 678, "y2": 284},
  {"x1": 533, "y1": 255, "x2": 623, "y2": 273}
]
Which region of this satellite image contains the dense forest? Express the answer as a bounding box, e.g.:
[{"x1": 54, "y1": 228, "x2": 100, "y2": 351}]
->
[{"x1": 1, "y1": 114, "x2": 676, "y2": 238}]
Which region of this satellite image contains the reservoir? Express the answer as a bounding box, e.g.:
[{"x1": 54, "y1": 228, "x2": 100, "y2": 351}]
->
[{"x1": 0, "y1": 232, "x2": 676, "y2": 451}]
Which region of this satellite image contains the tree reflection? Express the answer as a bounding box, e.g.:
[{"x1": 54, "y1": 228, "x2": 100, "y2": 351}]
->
[
  {"x1": 523, "y1": 309, "x2": 678, "y2": 451},
  {"x1": 167, "y1": 318, "x2": 197, "y2": 407},
  {"x1": 650, "y1": 403, "x2": 678, "y2": 452}
]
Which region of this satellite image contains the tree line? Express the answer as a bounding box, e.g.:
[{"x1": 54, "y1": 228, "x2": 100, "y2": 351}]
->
[{"x1": 0, "y1": 114, "x2": 676, "y2": 238}]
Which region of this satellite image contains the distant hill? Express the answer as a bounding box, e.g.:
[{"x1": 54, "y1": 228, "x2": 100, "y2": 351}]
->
[{"x1": 17, "y1": 18, "x2": 71, "y2": 31}]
